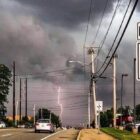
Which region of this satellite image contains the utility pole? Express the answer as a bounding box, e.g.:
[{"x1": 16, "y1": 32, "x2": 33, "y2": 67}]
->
[
  {"x1": 134, "y1": 58, "x2": 136, "y2": 125},
  {"x1": 19, "y1": 78, "x2": 22, "y2": 123},
  {"x1": 41, "y1": 108, "x2": 43, "y2": 119},
  {"x1": 120, "y1": 74, "x2": 128, "y2": 126},
  {"x1": 88, "y1": 48, "x2": 97, "y2": 128},
  {"x1": 25, "y1": 78, "x2": 27, "y2": 118},
  {"x1": 88, "y1": 92, "x2": 91, "y2": 127},
  {"x1": 50, "y1": 111, "x2": 52, "y2": 123},
  {"x1": 33, "y1": 104, "x2": 36, "y2": 125},
  {"x1": 13, "y1": 61, "x2": 16, "y2": 126},
  {"x1": 15, "y1": 100, "x2": 19, "y2": 126},
  {"x1": 112, "y1": 55, "x2": 117, "y2": 128}
]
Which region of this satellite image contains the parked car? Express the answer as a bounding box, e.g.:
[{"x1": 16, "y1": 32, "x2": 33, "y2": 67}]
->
[
  {"x1": 25, "y1": 122, "x2": 33, "y2": 128},
  {"x1": 35, "y1": 119, "x2": 55, "y2": 133},
  {"x1": 17, "y1": 124, "x2": 25, "y2": 128},
  {"x1": 125, "y1": 123, "x2": 133, "y2": 131},
  {"x1": 0, "y1": 121, "x2": 6, "y2": 128},
  {"x1": 116, "y1": 115, "x2": 133, "y2": 126},
  {"x1": 125, "y1": 122, "x2": 140, "y2": 132}
]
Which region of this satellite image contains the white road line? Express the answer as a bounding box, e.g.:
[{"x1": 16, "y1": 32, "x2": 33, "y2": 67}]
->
[
  {"x1": 40, "y1": 130, "x2": 66, "y2": 140},
  {"x1": 1, "y1": 133, "x2": 12, "y2": 137},
  {"x1": 0, "y1": 129, "x2": 13, "y2": 131}
]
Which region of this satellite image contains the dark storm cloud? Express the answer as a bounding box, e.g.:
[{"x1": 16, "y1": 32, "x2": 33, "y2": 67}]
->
[
  {"x1": 2, "y1": 0, "x2": 139, "y2": 122},
  {"x1": 0, "y1": 0, "x2": 92, "y2": 81},
  {"x1": 15, "y1": 0, "x2": 116, "y2": 29},
  {"x1": 0, "y1": 12, "x2": 76, "y2": 76}
]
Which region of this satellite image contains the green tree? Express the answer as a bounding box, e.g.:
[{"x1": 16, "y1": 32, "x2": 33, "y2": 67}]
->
[
  {"x1": 37, "y1": 108, "x2": 61, "y2": 127},
  {"x1": 117, "y1": 106, "x2": 132, "y2": 116},
  {"x1": 136, "y1": 104, "x2": 140, "y2": 120},
  {"x1": 100, "y1": 112, "x2": 109, "y2": 127},
  {"x1": 91, "y1": 109, "x2": 113, "y2": 128},
  {"x1": 106, "y1": 109, "x2": 113, "y2": 125},
  {"x1": 0, "y1": 64, "x2": 11, "y2": 119}
]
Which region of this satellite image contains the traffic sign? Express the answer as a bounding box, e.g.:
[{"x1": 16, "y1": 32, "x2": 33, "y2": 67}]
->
[
  {"x1": 96, "y1": 101, "x2": 103, "y2": 111},
  {"x1": 136, "y1": 42, "x2": 140, "y2": 81},
  {"x1": 137, "y1": 22, "x2": 140, "y2": 40}
]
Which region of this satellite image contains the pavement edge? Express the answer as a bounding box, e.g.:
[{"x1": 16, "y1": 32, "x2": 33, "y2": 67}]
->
[{"x1": 77, "y1": 130, "x2": 82, "y2": 140}]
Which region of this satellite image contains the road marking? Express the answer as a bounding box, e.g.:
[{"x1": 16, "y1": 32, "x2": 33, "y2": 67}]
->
[
  {"x1": 40, "y1": 130, "x2": 66, "y2": 140},
  {"x1": 0, "y1": 129, "x2": 13, "y2": 131},
  {"x1": 1, "y1": 133, "x2": 12, "y2": 137}
]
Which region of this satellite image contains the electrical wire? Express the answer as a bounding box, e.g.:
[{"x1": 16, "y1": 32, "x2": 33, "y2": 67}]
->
[
  {"x1": 92, "y1": 0, "x2": 109, "y2": 45},
  {"x1": 96, "y1": 0, "x2": 132, "y2": 74},
  {"x1": 83, "y1": 0, "x2": 93, "y2": 48},
  {"x1": 96, "y1": 0, "x2": 121, "y2": 57},
  {"x1": 82, "y1": 0, "x2": 94, "y2": 105},
  {"x1": 94, "y1": 0, "x2": 121, "y2": 71},
  {"x1": 14, "y1": 63, "x2": 91, "y2": 78},
  {"x1": 97, "y1": 0, "x2": 139, "y2": 77}
]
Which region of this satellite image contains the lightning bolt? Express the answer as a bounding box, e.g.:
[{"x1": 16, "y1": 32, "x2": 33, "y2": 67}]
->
[{"x1": 57, "y1": 86, "x2": 63, "y2": 122}]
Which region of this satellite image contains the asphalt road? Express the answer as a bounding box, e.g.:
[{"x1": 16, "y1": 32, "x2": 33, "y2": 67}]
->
[{"x1": 0, "y1": 128, "x2": 79, "y2": 140}]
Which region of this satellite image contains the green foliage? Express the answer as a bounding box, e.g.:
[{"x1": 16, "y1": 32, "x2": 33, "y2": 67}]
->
[
  {"x1": 100, "y1": 109, "x2": 113, "y2": 127},
  {"x1": 100, "y1": 112, "x2": 109, "y2": 127},
  {"x1": 101, "y1": 127, "x2": 140, "y2": 140},
  {"x1": 3, "y1": 118, "x2": 13, "y2": 127},
  {"x1": 136, "y1": 104, "x2": 140, "y2": 121},
  {"x1": 106, "y1": 109, "x2": 113, "y2": 124},
  {"x1": 117, "y1": 106, "x2": 132, "y2": 116},
  {"x1": 22, "y1": 116, "x2": 29, "y2": 123},
  {"x1": 37, "y1": 108, "x2": 61, "y2": 127},
  {"x1": 0, "y1": 64, "x2": 11, "y2": 119}
]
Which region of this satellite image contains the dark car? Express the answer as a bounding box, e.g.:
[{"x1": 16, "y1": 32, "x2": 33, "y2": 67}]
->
[
  {"x1": 25, "y1": 123, "x2": 33, "y2": 128},
  {"x1": 125, "y1": 122, "x2": 140, "y2": 132},
  {"x1": 125, "y1": 123, "x2": 133, "y2": 131}
]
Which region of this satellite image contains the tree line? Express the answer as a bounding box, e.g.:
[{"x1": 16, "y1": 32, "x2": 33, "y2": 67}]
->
[
  {"x1": 98, "y1": 105, "x2": 140, "y2": 127},
  {"x1": 0, "y1": 64, "x2": 61, "y2": 126}
]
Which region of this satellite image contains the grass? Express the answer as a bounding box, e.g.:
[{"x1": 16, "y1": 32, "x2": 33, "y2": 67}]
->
[{"x1": 101, "y1": 127, "x2": 140, "y2": 140}]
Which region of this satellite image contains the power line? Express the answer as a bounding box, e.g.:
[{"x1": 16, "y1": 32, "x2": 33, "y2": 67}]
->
[
  {"x1": 92, "y1": 0, "x2": 109, "y2": 45},
  {"x1": 97, "y1": 0, "x2": 139, "y2": 77},
  {"x1": 94, "y1": 0, "x2": 121, "y2": 71},
  {"x1": 83, "y1": 0, "x2": 94, "y2": 105},
  {"x1": 15, "y1": 63, "x2": 91, "y2": 78},
  {"x1": 96, "y1": 0, "x2": 132, "y2": 73},
  {"x1": 22, "y1": 95, "x2": 88, "y2": 103},
  {"x1": 15, "y1": 68, "x2": 75, "y2": 77},
  {"x1": 83, "y1": 0, "x2": 93, "y2": 48},
  {"x1": 96, "y1": 0, "x2": 121, "y2": 56}
]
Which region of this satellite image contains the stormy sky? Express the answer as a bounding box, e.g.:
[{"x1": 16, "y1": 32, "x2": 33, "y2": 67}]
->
[{"x1": 1, "y1": 0, "x2": 140, "y2": 126}]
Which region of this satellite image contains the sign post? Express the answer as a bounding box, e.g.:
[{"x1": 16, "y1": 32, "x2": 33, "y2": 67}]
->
[
  {"x1": 96, "y1": 101, "x2": 103, "y2": 134},
  {"x1": 137, "y1": 22, "x2": 140, "y2": 40},
  {"x1": 136, "y1": 42, "x2": 140, "y2": 80},
  {"x1": 136, "y1": 23, "x2": 140, "y2": 80}
]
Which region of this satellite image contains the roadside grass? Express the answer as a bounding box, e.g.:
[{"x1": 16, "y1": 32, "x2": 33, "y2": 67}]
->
[{"x1": 101, "y1": 127, "x2": 140, "y2": 140}]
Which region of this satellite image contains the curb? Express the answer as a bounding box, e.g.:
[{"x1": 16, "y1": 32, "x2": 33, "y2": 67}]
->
[{"x1": 77, "y1": 130, "x2": 82, "y2": 140}]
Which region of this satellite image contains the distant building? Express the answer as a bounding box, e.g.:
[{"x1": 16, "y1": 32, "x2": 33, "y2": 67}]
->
[{"x1": 6, "y1": 115, "x2": 33, "y2": 121}]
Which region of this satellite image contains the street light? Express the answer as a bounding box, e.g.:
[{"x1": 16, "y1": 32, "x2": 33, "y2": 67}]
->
[
  {"x1": 67, "y1": 60, "x2": 91, "y2": 127},
  {"x1": 67, "y1": 60, "x2": 84, "y2": 65},
  {"x1": 120, "y1": 73, "x2": 128, "y2": 126},
  {"x1": 67, "y1": 48, "x2": 97, "y2": 128}
]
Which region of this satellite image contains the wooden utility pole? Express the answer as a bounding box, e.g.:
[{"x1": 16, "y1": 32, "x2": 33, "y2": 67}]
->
[
  {"x1": 13, "y1": 61, "x2": 16, "y2": 125},
  {"x1": 33, "y1": 104, "x2": 36, "y2": 125},
  {"x1": 88, "y1": 48, "x2": 97, "y2": 128},
  {"x1": 134, "y1": 58, "x2": 136, "y2": 125},
  {"x1": 25, "y1": 78, "x2": 27, "y2": 118},
  {"x1": 112, "y1": 55, "x2": 117, "y2": 128},
  {"x1": 19, "y1": 78, "x2": 22, "y2": 123}
]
